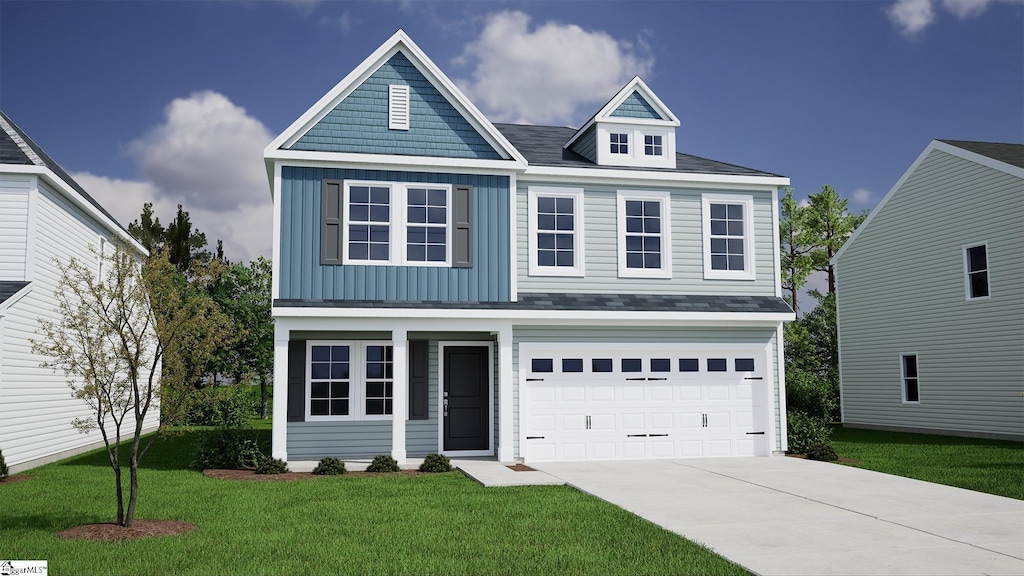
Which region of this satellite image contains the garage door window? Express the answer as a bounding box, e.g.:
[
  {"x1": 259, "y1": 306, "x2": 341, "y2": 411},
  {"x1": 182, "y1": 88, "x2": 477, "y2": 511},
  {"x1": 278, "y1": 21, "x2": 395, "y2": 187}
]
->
[
  {"x1": 592, "y1": 359, "x2": 613, "y2": 372},
  {"x1": 562, "y1": 358, "x2": 584, "y2": 372},
  {"x1": 532, "y1": 358, "x2": 554, "y2": 372},
  {"x1": 735, "y1": 358, "x2": 755, "y2": 371},
  {"x1": 679, "y1": 358, "x2": 699, "y2": 372},
  {"x1": 622, "y1": 359, "x2": 643, "y2": 372},
  {"x1": 708, "y1": 358, "x2": 728, "y2": 372},
  {"x1": 651, "y1": 358, "x2": 671, "y2": 372}
]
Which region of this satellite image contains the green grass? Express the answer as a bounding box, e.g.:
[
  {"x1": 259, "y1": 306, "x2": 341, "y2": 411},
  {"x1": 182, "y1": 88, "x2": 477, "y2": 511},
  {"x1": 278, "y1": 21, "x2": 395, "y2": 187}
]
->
[
  {"x1": 1, "y1": 430, "x2": 744, "y2": 576},
  {"x1": 832, "y1": 426, "x2": 1024, "y2": 500}
]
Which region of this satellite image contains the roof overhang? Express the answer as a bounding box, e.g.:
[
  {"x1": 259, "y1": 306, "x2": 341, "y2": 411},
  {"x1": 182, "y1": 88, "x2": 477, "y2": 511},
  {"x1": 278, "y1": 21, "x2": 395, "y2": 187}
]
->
[{"x1": 520, "y1": 164, "x2": 789, "y2": 189}]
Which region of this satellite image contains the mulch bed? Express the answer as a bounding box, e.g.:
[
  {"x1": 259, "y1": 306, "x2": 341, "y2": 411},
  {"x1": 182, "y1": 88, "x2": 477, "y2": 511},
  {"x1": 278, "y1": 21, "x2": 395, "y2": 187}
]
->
[
  {"x1": 785, "y1": 453, "x2": 862, "y2": 464},
  {"x1": 0, "y1": 474, "x2": 31, "y2": 485},
  {"x1": 57, "y1": 520, "x2": 196, "y2": 541},
  {"x1": 202, "y1": 468, "x2": 430, "y2": 481},
  {"x1": 507, "y1": 464, "x2": 537, "y2": 472}
]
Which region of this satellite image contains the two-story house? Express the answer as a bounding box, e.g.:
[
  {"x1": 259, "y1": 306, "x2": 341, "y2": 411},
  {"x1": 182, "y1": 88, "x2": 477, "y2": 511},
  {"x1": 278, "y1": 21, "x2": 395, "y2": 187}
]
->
[{"x1": 265, "y1": 31, "x2": 793, "y2": 466}]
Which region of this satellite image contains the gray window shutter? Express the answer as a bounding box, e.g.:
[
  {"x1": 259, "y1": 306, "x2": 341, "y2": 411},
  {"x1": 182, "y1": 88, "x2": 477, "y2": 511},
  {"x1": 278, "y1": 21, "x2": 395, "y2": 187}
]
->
[
  {"x1": 287, "y1": 340, "x2": 306, "y2": 422},
  {"x1": 321, "y1": 180, "x2": 343, "y2": 265},
  {"x1": 453, "y1": 185, "x2": 473, "y2": 268},
  {"x1": 409, "y1": 340, "x2": 429, "y2": 420}
]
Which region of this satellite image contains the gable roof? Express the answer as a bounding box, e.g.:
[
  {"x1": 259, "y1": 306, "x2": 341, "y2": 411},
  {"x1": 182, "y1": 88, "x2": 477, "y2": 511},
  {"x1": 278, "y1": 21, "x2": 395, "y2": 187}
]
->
[
  {"x1": 0, "y1": 111, "x2": 145, "y2": 253},
  {"x1": 496, "y1": 123, "x2": 783, "y2": 178},
  {"x1": 833, "y1": 139, "x2": 1024, "y2": 265},
  {"x1": 265, "y1": 30, "x2": 526, "y2": 168},
  {"x1": 564, "y1": 77, "x2": 680, "y2": 150}
]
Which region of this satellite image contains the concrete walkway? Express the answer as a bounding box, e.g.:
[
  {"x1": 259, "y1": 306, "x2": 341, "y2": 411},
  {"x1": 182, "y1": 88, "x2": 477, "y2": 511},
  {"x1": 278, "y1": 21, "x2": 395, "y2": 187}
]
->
[
  {"x1": 535, "y1": 457, "x2": 1024, "y2": 576},
  {"x1": 454, "y1": 460, "x2": 564, "y2": 487}
]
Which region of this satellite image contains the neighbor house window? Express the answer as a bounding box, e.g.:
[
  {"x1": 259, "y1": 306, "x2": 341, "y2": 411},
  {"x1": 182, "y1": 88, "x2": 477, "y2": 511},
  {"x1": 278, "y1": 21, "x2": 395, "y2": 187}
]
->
[
  {"x1": 610, "y1": 133, "x2": 629, "y2": 154},
  {"x1": 617, "y1": 191, "x2": 671, "y2": 278},
  {"x1": 963, "y1": 243, "x2": 990, "y2": 300},
  {"x1": 644, "y1": 135, "x2": 663, "y2": 156},
  {"x1": 901, "y1": 353, "x2": 919, "y2": 403},
  {"x1": 528, "y1": 187, "x2": 585, "y2": 276},
  {"x1": 702, "y1": 194, "x2": 755, "y2": 280},
  {"x1": 308, "y1": 342, "x2": 394, "y2": 420},
  {"x1": 342, "y1": 181, "x2": 452, "y2": 266}
]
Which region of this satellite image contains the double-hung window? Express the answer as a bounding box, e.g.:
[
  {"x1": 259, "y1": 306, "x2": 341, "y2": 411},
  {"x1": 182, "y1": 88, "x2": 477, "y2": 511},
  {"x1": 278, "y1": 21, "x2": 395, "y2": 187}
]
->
[
  {"x1": 617, "y1": 191, "x2": 671, "y2": 278},
  {"x1": 963, "y1": 243, "x2": 990, "y2": 300},
  {"x1": 528, "y1": 187, "x2": 585, "y2": 276},
  {"x1": 341, "y1": 181, "x2": 452, "y2": 266},
  {"x1": 900, "y1": 353, "x2": 920, "y2": 404},
  {"x1": 308, "y1": 342, "x2": 394, "y2": 420},
  {"x1": 702, "y1": 194, "x2": 755, "y2": 280}
]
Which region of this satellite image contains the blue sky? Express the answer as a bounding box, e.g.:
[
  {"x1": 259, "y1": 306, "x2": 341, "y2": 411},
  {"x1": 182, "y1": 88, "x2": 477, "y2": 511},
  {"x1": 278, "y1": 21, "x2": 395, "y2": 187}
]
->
[{"x1": 1, "y1": 0, "x2": 1022, "y2": 276}]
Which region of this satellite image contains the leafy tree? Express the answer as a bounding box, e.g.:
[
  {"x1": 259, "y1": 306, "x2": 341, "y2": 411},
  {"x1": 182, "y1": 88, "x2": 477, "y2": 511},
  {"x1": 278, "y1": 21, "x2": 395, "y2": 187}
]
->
[
  {"x1": 779, "y1": 187, "x2": 815, "y2": 316},
  {"x1": 33, "y1": 244, "x2": 231, "y2": 527},
  {"x1": 804, "y1": 185, "x2": 867, "y2": 294},
  {"x1": 165, "y1": 204, "x2": 211, "y2": 274},
  {"x1": 784, "y1": 291, "x2": 840, "y2": 421}
]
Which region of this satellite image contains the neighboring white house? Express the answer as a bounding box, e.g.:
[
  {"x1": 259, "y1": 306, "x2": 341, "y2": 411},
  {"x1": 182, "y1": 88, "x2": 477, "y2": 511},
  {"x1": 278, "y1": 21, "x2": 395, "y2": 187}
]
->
[
  {"x1": 0, "y1": 110, "x2": 158, "y2": 472},
  {"x1": 834, "y1": 139, "x2": 1024, "y2": 441}
]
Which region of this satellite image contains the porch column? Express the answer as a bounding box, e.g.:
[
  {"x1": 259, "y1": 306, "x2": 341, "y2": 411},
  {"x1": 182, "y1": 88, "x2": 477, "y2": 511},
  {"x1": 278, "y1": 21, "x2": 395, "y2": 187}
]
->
[
  {"x1": 391, "y1": 328, "x2": 408, "y2": 464},
  {"x1": 271, "y1": 323, "x2": 290, "y2": 461},
  {"x1": 497, "y1": 326, "x2": 514, "y2": 463}
]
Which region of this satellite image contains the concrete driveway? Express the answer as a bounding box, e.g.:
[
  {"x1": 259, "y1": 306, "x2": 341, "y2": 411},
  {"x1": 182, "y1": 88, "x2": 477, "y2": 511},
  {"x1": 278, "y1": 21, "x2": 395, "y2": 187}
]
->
[{"x1": 534, "y1": 457, "x2": 1024, "y2": 576}]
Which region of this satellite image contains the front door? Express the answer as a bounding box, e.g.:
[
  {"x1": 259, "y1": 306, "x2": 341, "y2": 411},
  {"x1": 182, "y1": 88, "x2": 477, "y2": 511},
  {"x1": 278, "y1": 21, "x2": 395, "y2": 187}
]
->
[{"x1": 443, "y1": 346, "x2": 489, "y2": 452}]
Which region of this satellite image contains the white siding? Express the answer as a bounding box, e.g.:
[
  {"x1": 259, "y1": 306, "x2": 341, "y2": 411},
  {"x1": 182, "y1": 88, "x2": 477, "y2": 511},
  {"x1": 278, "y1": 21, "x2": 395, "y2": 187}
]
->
[
  {"x1": 0, "y1": 175, "x2": 30, "y2": 280},
  {"x1": 836, "y1": 149, "x2": 1024, "y2": 440},
  {"x1": 0, "y1": 180, "x2": 159, "y2": 471}
]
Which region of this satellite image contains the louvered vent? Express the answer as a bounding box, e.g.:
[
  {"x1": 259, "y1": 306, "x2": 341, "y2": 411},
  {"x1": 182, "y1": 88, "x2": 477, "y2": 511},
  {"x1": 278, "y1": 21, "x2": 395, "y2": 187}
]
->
[{"x1": 389, "y1": 84, "x2": 410, "y2": 130}]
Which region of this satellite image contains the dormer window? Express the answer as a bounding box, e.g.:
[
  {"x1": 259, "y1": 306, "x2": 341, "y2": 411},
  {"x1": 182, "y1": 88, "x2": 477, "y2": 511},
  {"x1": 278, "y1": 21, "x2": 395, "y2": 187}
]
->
[
  {"x1": 644, "y1": 135, "x2": 663, "y2": 156},
  {"x1": 610, "y1": 133, "x2": 629, "y2": 154}
]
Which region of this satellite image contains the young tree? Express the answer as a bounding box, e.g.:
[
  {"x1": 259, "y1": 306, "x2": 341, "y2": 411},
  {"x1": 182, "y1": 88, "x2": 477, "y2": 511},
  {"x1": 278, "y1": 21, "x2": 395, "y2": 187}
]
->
[
  {"x1": 779, "y1": 187, "x2": 815, "y2": 316},
  {"x1": 128, "y1": 202, "x2": 165, "y2": 254},
  {"x1": 164, "y1": 204, "x2": 210, "y2": 274},
  {"x1": 804, "y1": 185, "x2": 868, "y2": 294},
  {"x1": 33, "y1": 244, "x2": 230, "y2": 527}
]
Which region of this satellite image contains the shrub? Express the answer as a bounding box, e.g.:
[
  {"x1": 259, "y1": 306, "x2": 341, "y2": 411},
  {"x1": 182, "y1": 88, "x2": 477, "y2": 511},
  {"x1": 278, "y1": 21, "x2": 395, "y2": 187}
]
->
[
  {"x1": 418, "y1": 453, "x2": 452, "y2": 473},
  {"x1": 0, "y1": 448, "x2": 8, "y2": 479},
  {"x1": 787, "y1": 410, "x2": 833, "y2": 454},
  {"x1": 805, "y1": 443, "x2": 839, "y2": 462},
  {"x1": 255, "y1": 456, "x2": 289, "y2": 475},
  {"x1": 366, "y1": 454, "x2": 400, "y2": 473},
  {"x1": 192, "y1": 429, "x2": 265, "y2": 470},
  {"x1": 785, "y1": 368, "x2": 839, "y2": 422},
  {"x1": 313, "y1": 457, "x2": 347, "y2": 476}
]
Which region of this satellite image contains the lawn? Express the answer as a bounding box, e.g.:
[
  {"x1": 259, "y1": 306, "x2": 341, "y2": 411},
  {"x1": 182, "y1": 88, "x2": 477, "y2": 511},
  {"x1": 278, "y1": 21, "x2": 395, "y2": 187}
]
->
[
  {"x1": 0, "y1": 429, "x2": 744, "y2": 576},
  {"x1": 832, "y1": 426, "x2": 1024, "y2": 500}
]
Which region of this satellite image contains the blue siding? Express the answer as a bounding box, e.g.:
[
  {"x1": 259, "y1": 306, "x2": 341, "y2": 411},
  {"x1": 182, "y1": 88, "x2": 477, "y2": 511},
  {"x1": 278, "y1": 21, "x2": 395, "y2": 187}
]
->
[
  {"x1": 569, "y1": 126, "x2": 597, "y2": 162},
  {"x1": 291, "y1": 52, "x2": 501, "y2": 159},
  {"x1": 610, "y1": 91, "x2": 663, "y2": 119},
  {"x1": 280, "y1": 166, "x2": 510, "y2": 302}
]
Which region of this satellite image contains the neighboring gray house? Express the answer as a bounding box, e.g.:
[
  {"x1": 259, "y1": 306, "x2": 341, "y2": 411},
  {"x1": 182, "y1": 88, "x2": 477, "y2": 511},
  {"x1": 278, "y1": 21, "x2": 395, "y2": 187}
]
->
[
  {"x1": 0, "y1": 111, "x2": 157, "y2": 472},
  {"x1": 834, "y1": 139, "x2": 1024, "y2": 441},
  {"x1": 265, "y1": 31, "x2": 794, "y2": 466}
]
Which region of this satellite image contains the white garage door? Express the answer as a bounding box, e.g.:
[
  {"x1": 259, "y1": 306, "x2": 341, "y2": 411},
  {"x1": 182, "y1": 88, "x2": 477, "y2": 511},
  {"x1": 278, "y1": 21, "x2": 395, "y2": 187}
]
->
[{"x1": 521, "y1": 344, "x2": 770, "y2": 462}]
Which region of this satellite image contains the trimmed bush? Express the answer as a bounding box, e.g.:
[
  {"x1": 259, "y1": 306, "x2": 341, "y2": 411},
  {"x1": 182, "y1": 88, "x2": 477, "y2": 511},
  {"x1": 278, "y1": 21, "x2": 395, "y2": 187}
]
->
[
  {"x1": 192, "y1": 429, "x2": 265, "y2": 470},
  {"x1": 366, "y1": 454, "x2": 400, "y2": 473},
  {"x1": 805, "y1": 443, "x2": 839, "y2": 462},
  {"x1": 0, "y1": 448, "x2": 8, "y2": 479},
  {"x1": 313, "y1": 457, "x2": 347, "y2": 476},
  {"x1": 255, "y1": 456, "x2": 289, "y2": 475},
  {"x1": 787, "y1": 410, "x2": 833, "y2": 454},
  {"x1": 418, "y1": 453, "x2": 452, "y2": 473}
]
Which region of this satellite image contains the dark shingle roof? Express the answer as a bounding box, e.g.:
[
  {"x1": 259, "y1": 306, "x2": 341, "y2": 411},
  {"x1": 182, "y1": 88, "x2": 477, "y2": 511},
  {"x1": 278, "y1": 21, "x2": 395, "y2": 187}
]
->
[
  {"x1": 275, "y1": 293, "x2": 793, "y2": 314},
  {"x1": 939, "y1": 140, "x2": 1024, "y2": 169},
  {"x1": 0, "y1": 281, "x2": 30, "y2": 306},
  {"x1": 0, "y1": 110, "x2": 132, "y2": 236},
  {"x1": 494, "y1": 123, "x2": 784, "y2": 178}
]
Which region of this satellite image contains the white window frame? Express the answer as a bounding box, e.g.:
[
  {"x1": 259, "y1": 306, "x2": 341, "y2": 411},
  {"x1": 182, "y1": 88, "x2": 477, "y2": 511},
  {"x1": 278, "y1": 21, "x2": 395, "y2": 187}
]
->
[
  {"x1": 900, "y1": 352, "x2": 921, "y2": 405},
  {"x1": 962, "y1": 242, "x2": 991, "y2": 301},
  {"x1": 527, "y1": 186, "x2": 585, "y2": 277},
  {"x1": 341, "y1": 180, "x2": 453, "y2": 267},
  {"x1": 596, "y1": 123, "x2": 676, "y2": 168},
  {"x1": 616, "y1": 190, "x2": 672, "y2": 279},
  {"x1": 306, "y1": 341, "x2": 395, "y2": 422},
  {"x1": 388, "y1": 84, "x2": 410, "y2": 131},
  {"x1": 702, "y1": 193, "x2": 756, "y2": 281}
]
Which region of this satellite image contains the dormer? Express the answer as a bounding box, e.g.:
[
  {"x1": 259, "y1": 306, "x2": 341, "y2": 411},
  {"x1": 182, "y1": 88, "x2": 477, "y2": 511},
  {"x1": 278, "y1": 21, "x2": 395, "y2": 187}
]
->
[{"x1": 565, "y1": 77, "x2": 680, "y2": 169}]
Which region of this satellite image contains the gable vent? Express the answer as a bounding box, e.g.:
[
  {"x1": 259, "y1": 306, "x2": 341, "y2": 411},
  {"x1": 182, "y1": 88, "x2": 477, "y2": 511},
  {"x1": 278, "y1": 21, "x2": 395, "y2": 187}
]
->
[{"x1": 389, "y1": 84, "x2": 410, "y2": 130}]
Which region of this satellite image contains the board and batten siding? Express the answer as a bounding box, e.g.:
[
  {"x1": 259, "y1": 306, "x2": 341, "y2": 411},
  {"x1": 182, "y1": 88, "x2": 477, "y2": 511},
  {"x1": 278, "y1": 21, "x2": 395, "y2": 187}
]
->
[
  {"x1": 836, "y1": 149, "x2": 1024, "y2": 439},
  {"x1": 0, "y1": 180, "x2": 159, "y2": 471},
  {"x1": 0, "y1": 175, "x2": 30, "y2": 281},
  {"x1": 516, "y1": 182, "x2": 777, "y2": 295},
  {"x1": 511, "y1": 326, "x2": 783, "y2": 458},
  {"x1": 279, "y1": 167, "x2": 510, "y2": 302}
]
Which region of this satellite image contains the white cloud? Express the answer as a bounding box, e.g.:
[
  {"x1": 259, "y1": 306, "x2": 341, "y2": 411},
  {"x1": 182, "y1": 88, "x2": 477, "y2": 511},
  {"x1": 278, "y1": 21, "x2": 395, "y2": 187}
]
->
[
  {"x1": 321, "y1": 11, "x2": 353, "y2": 31},
  {"x1": 941, "y1": 0, "x2": 993, "y2": 18},
  {"x1": 888, "y1": 0, "x2": 935, "y2": 34},
  {"x1": 454, "y1": 11, "x2": 654, "y2": 125},
  {"x1": 73, "y1": 91, "x2": 273, "y2": 263},
  {"x1": 852, "y1": 188, "x2": 873, "y2": 204}
]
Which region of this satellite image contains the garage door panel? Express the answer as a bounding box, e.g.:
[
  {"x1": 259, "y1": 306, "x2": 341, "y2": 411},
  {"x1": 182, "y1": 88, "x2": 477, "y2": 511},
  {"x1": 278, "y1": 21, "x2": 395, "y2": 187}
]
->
[
  {"x1": 649, "y1": 384, "x2": 673, "y2": 401},
  {"x1": 649, "y1": 439, "x2": 675, "y2": 458},
  {"x1": 621, "y1": 386, "x2": 645, "y2": 402},
  {"x1": 621, "y1": 441, "x2": 647, "y2": 459},
  {"x1": 591, "y1": 442, "x2": 617, "y2": 460},
  {"x1": 531, "y1": 413, "x2": 557, "y2": 433},
  {"x1": 562, "y1": 414, "x2": 587, "y2": 431},
  {"x1": 649, "y1": 412, "x2": 674, "y2": 429},
  {"x1": 621, "y1": 412, "x2": 646, "y2": 430},
  {"x1": 590, "y1": 413, "x2": 616, "y2": 431}
]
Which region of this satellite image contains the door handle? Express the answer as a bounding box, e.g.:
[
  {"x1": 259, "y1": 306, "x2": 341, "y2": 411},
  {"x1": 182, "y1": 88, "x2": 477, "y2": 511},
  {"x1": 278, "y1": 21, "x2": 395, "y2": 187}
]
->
[{"x1": 443, "y1": 398, "x2": 448, "y2": 417}]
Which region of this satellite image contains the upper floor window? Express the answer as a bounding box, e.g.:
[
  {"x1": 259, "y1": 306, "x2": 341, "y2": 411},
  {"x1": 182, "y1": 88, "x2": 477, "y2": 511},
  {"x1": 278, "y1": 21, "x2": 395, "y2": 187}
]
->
[
  {"x1": 528, "y1": 187, "x2": 585, "y2": 277},
  {"x1": 348, "y1": 185, "x2": 391, "y2": 262},
  {"x1": 610, "y1": 133, "x2": 629, "y2": 154},
  {"x1": 963, "y1": 243, "x2": 990, "y2": 300},
  {"x1": 340, "y1": 181, "x2": 452, "y2": 267},
  {"x1": 308, "y1": 341, "x2": 394, "y2": 421},
  {"x1": 406, "y1": 187, "x2": 448, "y2": 263},
  {"x1": 702, "y1": 194, "x2": 755, "y2": 280},
  {"x1": 644, "y1": 135, "x2": 663, "y2": 156},
  {"x1": 617, "y1": 191, "x2": 671, "y2": 279}
]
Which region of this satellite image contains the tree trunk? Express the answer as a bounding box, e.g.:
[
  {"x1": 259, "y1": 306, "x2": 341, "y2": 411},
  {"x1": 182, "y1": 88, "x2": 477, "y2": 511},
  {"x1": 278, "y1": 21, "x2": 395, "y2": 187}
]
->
[
  {"x1": 788, "y1": 284, "x2": 799, "y2": 317},
  {"x1": 124, "y1": 423, "x2": 143, "y2": 527},
  {"x1": 113, "y1": 456, "x2": 124, "y2": 526}
]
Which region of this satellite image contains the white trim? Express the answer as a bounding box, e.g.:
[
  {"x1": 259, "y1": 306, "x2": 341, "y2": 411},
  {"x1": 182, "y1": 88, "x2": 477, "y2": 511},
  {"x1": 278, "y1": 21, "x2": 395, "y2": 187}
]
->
[
  {"x1": 271, "y1": 163, "x2": 282, "y2": 299},
  {"x1": 833, "y1": 140, "x2": 1024, "y2": 265},
  {"x1": 509, "y1": 172, "x2": 518, "y2": 302},
  {"x1": 961, "y1": 241, "x2": 991, "y2": 301},
  {"x1": 775, "y1": 324, "x2": 788, "y2": 453},
  {"x1": 304, "y1": 340, "x2": 397, "y2": 422},
  {"x1": 565, "y1": 76, "x2": 680, "y2": 149},
  {"x1": 596, "y1": 125, "x2": 676, "y2": 169},
  {"x1": 438, "y1": 340, "x2": 495, "y2": 457},
  {"x1": 273, "y1": 306, "x2": 794, "y2": 324},
  {"x1": 702, "y1": 193, "x2": 756, "y2": 281},
  {"x1": 836, "y1": 266, "x2": 846, "y2": 424},
  {"x1": 772, "y1": 187, "x2": 783, "y2": 298},
  {"x1": 521, "y1": 165, "x2": 789, "y2": 188},
  {"x1": 616, "y1": 190, "x2": 672, "y2": 279},
  {"x1": 388, "y1": 84, "x2": 410, "y2": 131},
  {"x1": 899, "y1": 352, "x2": 921, "y2": 405},
  {"x1": 496, "y1": 326, "x2": 514, "y2": 462},
  {"x1": 527, "y1": 186, "x2": 585, "y2": 277},
  {"x1": 271, "y1": 326, "x2": 290, "y2": 461},
  {"x1": 390, "y1": 329, "x2": 408, "y2": 463},
  {"x1": 265, "y1": 151, "x2": 522, "y2": 186},
  {"x1": 24, "y1": 175, "x2": 38, "y2": 281},
  {"x1": 0, "y1": 282, "x2": 32, "y2": 314}
]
